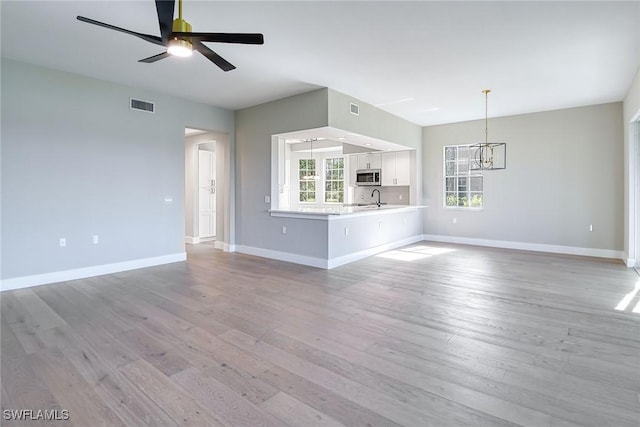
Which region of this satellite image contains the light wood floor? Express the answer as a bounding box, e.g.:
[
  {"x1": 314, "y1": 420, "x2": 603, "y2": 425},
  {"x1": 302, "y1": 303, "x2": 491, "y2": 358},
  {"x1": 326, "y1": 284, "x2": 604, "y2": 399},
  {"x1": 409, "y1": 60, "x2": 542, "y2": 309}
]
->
[{"x1": 2, "y1": 242, "x2": 639, "y2": 426}]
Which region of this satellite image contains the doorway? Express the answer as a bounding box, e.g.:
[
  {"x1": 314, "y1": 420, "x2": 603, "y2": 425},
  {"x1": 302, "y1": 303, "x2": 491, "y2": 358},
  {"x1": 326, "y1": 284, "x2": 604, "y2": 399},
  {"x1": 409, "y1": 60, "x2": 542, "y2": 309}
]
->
[
  {"x1": 184, "y1": 128, "x2": 229, "y2": 246},
  {"x1": 635, "y1": 119, "x2": 639, "y2": 268}
]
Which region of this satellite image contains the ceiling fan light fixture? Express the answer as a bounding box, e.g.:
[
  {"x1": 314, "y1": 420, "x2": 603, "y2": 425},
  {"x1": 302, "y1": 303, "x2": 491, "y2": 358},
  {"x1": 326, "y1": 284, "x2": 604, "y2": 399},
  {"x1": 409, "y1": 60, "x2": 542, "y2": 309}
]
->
[{"x1": 167, "y1": 38, "x2": 193, "y2": 57}]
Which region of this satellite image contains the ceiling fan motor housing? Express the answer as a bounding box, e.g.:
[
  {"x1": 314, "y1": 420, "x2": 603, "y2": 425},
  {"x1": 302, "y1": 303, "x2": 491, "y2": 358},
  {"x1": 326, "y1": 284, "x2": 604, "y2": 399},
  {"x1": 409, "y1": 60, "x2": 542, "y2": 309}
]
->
[{"x1": 170, "y1": 18, "x2": 192, "y2": 51}]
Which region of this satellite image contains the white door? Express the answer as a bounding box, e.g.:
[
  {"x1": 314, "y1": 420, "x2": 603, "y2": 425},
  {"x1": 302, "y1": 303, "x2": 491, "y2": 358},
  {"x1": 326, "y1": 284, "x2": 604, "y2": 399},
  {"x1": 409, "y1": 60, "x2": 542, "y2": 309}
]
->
[{"x1": 198, "y1": 150, "x2": 216, "y2": 238}]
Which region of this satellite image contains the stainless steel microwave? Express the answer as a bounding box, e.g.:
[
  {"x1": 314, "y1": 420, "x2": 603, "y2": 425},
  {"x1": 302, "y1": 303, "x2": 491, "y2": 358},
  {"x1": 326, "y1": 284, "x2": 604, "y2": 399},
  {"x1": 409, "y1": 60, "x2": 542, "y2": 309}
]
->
[{"x1": 356, "y1": 169, "x2": 381, "y2": 186}]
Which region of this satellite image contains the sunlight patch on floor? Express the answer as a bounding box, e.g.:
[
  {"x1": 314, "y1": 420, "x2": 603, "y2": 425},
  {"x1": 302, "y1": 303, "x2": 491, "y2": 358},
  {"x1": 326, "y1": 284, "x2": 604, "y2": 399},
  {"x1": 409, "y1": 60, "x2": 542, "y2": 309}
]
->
[
  {"x1": 376, "y1": 245, "x2": 455, "y2": 262},
  {"x1": 615, "y1": 279, "x2": 640, "y2": 311}
]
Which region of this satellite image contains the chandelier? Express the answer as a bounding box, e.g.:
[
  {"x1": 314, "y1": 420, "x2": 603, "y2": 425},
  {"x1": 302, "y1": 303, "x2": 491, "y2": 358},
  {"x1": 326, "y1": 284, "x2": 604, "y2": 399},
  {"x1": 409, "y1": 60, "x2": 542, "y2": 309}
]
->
[{"x1": 470, "y1": 89, "x2": 506, "y2": 171}]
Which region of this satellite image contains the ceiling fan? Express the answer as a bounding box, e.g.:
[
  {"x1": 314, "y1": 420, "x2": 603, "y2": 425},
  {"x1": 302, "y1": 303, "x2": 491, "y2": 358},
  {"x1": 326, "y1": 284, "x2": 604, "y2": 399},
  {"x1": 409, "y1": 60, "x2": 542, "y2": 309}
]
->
[{"x1": 77, "y1": 0, "x2": 264, "y2": 71}]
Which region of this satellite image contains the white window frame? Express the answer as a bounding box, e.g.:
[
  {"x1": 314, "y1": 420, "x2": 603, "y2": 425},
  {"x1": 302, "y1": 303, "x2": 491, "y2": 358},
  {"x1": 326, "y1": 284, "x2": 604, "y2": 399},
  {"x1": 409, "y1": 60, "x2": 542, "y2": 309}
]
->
[
  {"x1": 443, "y1": 144, "x2": 484, "y2": 210},
  {"x1": 298, "y1": 158, "x2": 317, "y2": 204},
  {"x1": 324, "y1": 157, "x2": 345, "y2": 204},
  {"x1": 295, "y1": 153, "x2": 346, "y2": 206}
]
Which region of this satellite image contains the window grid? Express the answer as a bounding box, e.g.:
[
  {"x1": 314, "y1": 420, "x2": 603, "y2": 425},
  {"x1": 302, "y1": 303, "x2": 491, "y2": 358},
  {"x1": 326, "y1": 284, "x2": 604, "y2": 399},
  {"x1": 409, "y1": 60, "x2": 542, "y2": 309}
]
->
[
  {"x1": 298, "y1": 159, "x2": 316, "y2": 203},
  {"x1": 444, "y1": 145, "x2": 483, "y2": 208},
  {"x1": 324, "y1": 157, "x2": 345, "y2": 204}
]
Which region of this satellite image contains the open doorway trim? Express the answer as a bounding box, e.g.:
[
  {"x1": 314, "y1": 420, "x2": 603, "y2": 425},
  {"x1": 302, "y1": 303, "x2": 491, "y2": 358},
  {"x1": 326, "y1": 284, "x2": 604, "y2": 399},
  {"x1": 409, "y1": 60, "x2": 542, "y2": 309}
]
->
[
  {"x1": 626, "y1": 112, "x2": 640, "y2": 267},
  {"x1": 184, "y1": 127, "x2": 234, "y2": 251}
]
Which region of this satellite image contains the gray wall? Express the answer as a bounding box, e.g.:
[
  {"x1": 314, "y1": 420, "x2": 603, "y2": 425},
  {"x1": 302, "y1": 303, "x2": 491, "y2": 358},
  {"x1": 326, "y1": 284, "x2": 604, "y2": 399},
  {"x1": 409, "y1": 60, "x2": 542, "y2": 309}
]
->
[
  {"x1": 235, "y1": 89, "x2": 329, "y2": 254},
  {"x1": 422, "y1": 102, "x2": 624, "y2": 250},
  {"x1": 328, "y1": 89, "x2": 423, "y2": 148},
  {"x1": 1, "y1": 59, "x2": 234, "y2": 279}
]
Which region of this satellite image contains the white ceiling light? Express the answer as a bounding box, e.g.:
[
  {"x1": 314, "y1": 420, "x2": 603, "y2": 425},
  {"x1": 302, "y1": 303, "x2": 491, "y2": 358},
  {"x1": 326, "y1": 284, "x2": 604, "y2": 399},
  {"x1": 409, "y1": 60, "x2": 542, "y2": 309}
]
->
[
  {"x1": 168, "y1": 38, "x2": 193, "y2": 57},
  {"x1": 301, "y1": 138, "x2": 319, "y2": 180}
]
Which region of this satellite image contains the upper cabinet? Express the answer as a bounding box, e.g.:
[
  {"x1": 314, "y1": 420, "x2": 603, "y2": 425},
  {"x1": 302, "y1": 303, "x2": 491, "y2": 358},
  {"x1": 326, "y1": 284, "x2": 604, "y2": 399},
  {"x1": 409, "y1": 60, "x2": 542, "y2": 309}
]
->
[
  {"x1": 381, "y1": 151, "x2": 411, "y2": 186},
  {"x1": 356, "y1": 153, "x2": 381, "y2": 170}
]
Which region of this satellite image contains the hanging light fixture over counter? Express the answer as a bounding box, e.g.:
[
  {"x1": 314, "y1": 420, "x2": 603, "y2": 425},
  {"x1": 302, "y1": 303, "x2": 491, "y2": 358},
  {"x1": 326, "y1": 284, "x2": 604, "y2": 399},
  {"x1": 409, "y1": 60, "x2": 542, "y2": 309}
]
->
[
  {"x1": 470, "y1": 89, "x2": 506, "y2": 171},
  {"x1": 301, "y1": 138, "x2": 320, "y2": 180}
]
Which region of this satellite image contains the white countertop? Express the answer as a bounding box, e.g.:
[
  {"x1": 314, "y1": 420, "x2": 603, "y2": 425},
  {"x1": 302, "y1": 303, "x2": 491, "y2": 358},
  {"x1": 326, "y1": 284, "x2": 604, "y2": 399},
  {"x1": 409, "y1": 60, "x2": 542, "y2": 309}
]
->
[{"x1": 269, "y1": 204, "x2": 426, "y2": 220}]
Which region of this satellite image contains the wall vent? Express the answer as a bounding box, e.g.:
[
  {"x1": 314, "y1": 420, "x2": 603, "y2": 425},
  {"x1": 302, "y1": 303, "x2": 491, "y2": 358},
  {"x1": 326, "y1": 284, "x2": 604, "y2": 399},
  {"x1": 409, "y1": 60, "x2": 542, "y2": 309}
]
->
[
  {"x1": 130, "y1": 98, "x2": 155, "y2": 113},
  {"x1": 350, "y1": 102, "x2": 359, "y2": 116}
]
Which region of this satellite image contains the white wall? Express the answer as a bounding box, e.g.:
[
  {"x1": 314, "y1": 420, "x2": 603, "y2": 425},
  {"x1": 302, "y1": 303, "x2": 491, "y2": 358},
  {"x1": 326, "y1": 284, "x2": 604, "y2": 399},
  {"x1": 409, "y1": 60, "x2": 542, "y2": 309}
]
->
[
  {"x1": 422, "y1": 102, "x2": 624, "y2": 254},
  {"x1": 1, "y1": 59, "x2": 234, "y2": 285}
]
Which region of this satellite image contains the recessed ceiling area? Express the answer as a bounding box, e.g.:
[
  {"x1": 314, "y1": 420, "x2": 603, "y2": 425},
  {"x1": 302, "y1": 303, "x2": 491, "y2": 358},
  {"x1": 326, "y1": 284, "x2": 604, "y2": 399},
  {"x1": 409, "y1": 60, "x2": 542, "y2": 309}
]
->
[
  {"x1": 184, "y1": 127, "x2": 208, "y2": 136},
  {"x1": 275, "y1": 126, "x2": 412, "y2": 153},
  {"x1": 1, "y1": 1, "x2": 638, "y2": 126}
]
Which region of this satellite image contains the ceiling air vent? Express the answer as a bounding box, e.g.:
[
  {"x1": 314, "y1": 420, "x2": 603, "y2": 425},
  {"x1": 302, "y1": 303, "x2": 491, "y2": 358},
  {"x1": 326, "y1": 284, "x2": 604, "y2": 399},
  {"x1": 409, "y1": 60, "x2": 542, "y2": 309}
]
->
[
  {"x1": 130, "y1": 98, "x2": 155, "y2": 113},
  {"x1": 350, "y1": 102, "x2": 359, "y2": 116}
]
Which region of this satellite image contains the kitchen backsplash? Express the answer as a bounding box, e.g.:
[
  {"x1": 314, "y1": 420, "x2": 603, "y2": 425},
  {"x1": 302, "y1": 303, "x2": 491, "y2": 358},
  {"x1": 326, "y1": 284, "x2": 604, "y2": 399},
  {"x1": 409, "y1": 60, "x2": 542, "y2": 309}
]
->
[{"x1": 353, "y1": 186, "x2": 410, "y2": 205}]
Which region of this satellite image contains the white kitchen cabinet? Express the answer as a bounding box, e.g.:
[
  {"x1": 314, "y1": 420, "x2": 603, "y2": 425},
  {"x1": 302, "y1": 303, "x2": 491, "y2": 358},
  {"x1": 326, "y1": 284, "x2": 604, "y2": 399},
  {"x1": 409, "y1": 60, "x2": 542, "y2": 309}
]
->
[
  {"x1": 356, "y1": 153, "x2": 381, "y2": 170},
  {"x1": 381, "y1": 150, "x2": 411, "y2": 186},
  {"x1": 348, "y1": 155, "x2": 358, "y2": 186}
]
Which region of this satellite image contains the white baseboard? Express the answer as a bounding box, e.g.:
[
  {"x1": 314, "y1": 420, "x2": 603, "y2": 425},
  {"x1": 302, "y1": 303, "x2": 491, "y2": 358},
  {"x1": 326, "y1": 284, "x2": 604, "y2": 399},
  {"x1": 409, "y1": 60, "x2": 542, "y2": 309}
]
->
[
  {"x1": 1, "y1": 253, "x2": 187, "y2": 292},
  {"x1": 186, "y1": 236, "x2": 215, "y2": 244},
  {"x1": 422, "y1": 234, "x2": 625, "y2": 260},
  {"x1": 215, "y1": 241, "x2": 236, "y2": 252},
  {"x1": 235, "y1": 235, "x2": 424, "y2": 270},
  {"x1": 236, "y1": 245, "x2": 327, "y2": 268},
  {"x1": 624, "y1": 256, "x2": 637, "y2": 268},
  {"x1": 327, "y1": 235, "x2": 424, "y2": 269}
]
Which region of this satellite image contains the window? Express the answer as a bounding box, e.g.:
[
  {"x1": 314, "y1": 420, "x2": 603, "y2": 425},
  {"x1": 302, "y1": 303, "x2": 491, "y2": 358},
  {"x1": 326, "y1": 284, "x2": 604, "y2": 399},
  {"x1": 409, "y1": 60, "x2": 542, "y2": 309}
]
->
[
  {"x1": 298, "y1": 159, "x2": 316, "y2": 202},
  {"x1": 324, "y1": 157, "x2": 345, "y2": 203},
  {"x1": 444, "y1": 145, "x2": 483, "y2": 208}
]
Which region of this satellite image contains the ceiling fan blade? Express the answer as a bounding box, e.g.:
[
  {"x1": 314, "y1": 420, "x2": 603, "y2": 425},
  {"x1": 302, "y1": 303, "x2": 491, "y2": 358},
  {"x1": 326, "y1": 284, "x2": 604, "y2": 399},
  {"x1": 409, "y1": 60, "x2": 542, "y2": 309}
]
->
[
  {"x1": 139, "y1": 52, "x2": 170, "y2": 63},
  {"x1": 155, "y1": 0, "x2": 175, "y2": 44},
  {"x1": 172, "y1": 32, "x2": 264, "y2": 45},
  {"x1": 193, "y1": 40, "x2": 235, "y2": 72},
  {"x1": 77, "y1": 16, "x2": 164, "y2": 47}
]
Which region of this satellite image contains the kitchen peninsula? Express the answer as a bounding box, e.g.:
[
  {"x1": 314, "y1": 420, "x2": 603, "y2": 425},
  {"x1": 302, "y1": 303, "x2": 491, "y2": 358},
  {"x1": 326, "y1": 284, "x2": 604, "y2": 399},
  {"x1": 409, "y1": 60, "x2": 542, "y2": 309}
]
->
[
  {"x1": 265, "y1": 204, "x2": 425, "y2": 269},
  {"x1": 235, "y1": 88, "x2": 424, "y2": 270}
]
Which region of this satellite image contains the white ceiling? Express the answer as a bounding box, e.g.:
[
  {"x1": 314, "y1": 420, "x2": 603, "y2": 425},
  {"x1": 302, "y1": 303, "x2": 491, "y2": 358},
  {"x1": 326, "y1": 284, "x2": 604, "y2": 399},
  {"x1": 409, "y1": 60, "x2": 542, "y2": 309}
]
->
[{"x1": 2, "y1": 1, "x2": 639, "y2": 126}]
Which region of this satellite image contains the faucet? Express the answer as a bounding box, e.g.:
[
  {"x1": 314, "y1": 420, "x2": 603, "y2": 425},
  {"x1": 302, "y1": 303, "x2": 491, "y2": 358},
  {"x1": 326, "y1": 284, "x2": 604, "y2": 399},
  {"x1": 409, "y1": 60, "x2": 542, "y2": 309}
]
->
[{"x1": 371, "y1": 188, "x2": 381, "y2": 207}]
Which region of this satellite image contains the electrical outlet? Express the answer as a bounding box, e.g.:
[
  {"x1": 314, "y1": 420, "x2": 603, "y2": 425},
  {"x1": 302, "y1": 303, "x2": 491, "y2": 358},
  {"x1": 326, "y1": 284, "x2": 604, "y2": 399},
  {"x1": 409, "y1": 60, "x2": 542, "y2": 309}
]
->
[
  {"x1": 378, "y1": 221, "x2": 382, "y2": 229},
  {"x1": 92, "y1": 235, "x2": 99, "y2": 244},
  {"x1": 164, "y1": 196, "x2": 173, "y2": 204},
  {"x1": 453, "y1": 218, "x2": 457, "y2": 224},
  {"x1": 59, "y1": 238, "x2": 66, "y2": 247},
  {"x1": 344, "y1": 227, "x2": 349, "y2": 236},
  {"x1": 589, "y1": 224, "x2": 593, "y2": 232},
  {"x1": 281, "y1": 226, "x2": 287, "y2": 234},
  {"x1": 399, "y1": 194, "x2": 403, "y2": 200},
  {"x1": 265, "y1": 195, "x2": 271, "y2": 203}
]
